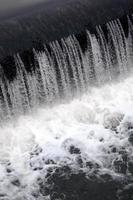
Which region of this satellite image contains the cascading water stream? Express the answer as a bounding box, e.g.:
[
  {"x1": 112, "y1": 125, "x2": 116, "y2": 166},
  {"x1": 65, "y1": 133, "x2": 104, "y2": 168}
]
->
[
  {"x1": 0, "y1": 18, "x2": 133, "y2": 122},
  {"x1": 0, "y1": 17, "x2": 133, "y2": 199}
]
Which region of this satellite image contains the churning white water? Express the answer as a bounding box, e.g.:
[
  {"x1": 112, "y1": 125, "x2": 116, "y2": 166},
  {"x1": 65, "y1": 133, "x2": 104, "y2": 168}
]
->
[
  {"x1": 1, "y1": 76, "x2": 133, "y2": 199},
  {"x1": 0, "y1": 18, "x2": 133, "y2": 199}
]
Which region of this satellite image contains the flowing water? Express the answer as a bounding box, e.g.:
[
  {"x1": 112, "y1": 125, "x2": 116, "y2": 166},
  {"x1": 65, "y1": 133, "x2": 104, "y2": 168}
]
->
[
  {"x1": 0, "y1": 18, "x2": 133, "y2": 199},
  {"x1": 0, "y1": 18, "x2": 133, "y2": 122}
]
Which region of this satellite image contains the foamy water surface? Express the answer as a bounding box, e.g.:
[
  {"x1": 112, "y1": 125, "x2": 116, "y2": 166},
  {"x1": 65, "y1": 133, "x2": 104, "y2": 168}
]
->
[{"x1": 0, "y1": 76, "x2": 133, "y2": 199}]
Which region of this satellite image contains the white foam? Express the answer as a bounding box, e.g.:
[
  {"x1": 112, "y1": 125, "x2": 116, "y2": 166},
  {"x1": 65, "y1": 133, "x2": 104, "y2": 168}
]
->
[{"x1": 0, "y1": 76, "x2": 133, "y2": 198}]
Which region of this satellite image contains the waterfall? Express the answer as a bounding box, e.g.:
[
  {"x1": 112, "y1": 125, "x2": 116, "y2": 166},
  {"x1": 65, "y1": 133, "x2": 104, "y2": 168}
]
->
[
  {"x1": 1, "y1": 16, "x2": 133, "y2": 200},
  {"x1": 0, "y1": 18, "x2": 133, "y2": 122}
]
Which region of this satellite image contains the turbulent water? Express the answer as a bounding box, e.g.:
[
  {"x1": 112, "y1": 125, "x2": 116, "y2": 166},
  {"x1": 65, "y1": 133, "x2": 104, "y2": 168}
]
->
[
  {"x1": 1, "y1": 76, "x2": 133, "y2": 199},
  {"x1": 0, "y1": 18, "x2": 133, "y2": 199}
]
